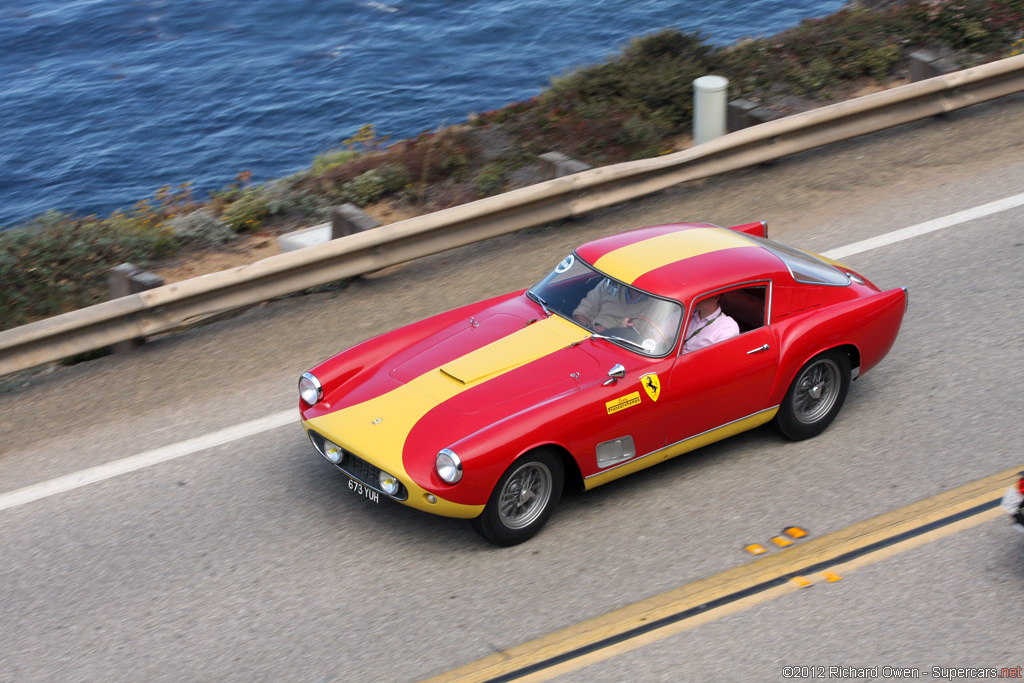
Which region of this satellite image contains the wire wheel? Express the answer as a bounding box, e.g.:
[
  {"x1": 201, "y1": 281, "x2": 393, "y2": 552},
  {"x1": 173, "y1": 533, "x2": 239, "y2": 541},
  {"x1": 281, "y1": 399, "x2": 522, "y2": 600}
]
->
[
  {"x1": 473, "y1": 449, "x2": 564, "y2": 546},
  {"x1": 792, "y1": 357, "x2": 842, "y2": 424},
  {"x1": 775, "y1": 349, "x2": 851, "y2": 441},
  {"x1": 497, "y1": 461, "x2": 553, "y2": 530}
]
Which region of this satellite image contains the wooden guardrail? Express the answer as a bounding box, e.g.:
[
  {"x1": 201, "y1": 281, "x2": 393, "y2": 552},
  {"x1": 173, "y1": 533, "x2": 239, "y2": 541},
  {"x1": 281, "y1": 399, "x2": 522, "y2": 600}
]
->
[{"x1": 3, "y1": 54, "x2": 1024, "y2": 376}]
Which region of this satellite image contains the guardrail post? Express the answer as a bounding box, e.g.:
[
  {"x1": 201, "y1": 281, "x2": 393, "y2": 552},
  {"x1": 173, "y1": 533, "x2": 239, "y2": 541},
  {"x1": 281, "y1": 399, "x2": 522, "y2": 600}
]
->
[
  {"x1": 537, "y1": 152, "x2": 592, "y2": 181},
  {"x1": 108, "y1": 263, "x2": 164, "y2": 353},
  {"x1": 331, "y1": 203, "x2": 381, "y2": 239},
  {"x1": 693, "y1": 75, "x2": 729, "y2": 145}
]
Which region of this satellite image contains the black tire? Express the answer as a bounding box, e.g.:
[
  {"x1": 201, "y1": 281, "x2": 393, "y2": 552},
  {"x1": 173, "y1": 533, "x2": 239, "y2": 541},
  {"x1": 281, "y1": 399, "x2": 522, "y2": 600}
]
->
[
  {"x1": 775, "y1": 349, "x2": 851, "y2": 441},
  {"x1": 472, "y1": 449, "x2": 564, "y2": 547}
]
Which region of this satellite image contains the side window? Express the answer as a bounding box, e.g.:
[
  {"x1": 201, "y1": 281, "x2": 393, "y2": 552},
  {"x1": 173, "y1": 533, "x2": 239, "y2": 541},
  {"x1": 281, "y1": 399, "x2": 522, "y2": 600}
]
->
[{"x1": 718, "y1": 285, "x2": 768, "y2": 333}]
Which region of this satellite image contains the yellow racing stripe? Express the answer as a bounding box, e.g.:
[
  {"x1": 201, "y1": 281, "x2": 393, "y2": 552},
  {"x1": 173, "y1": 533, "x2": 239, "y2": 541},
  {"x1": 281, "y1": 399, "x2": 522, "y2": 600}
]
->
[
  {"x1": 594, "y1": 227, "x2": 752, "y2": 285},
  {"x1": 305, "y1": 315, "x2": 590, "y2": 518}
]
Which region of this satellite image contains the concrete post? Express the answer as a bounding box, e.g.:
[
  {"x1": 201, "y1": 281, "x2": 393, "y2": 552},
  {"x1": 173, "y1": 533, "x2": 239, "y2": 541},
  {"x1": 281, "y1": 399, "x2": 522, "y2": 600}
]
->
[
  {"x1": 910, "y1": 49, "x2": 959, "y2": 82},
  {"x1": 537, "y1": 152, "x2": 592, "y2": 181},
  {"x1": 727, "y1": 99, "x2": 782, "y2": 132},
  {"x1": 693, "y1": 75, "x2": 729, "y2": 145},
  {"x1": 108, "y1": 263, "x2": 164, "y2": 353},
  {"x1": 331, "y1": 203, "x2": 381, "y2": 240}
]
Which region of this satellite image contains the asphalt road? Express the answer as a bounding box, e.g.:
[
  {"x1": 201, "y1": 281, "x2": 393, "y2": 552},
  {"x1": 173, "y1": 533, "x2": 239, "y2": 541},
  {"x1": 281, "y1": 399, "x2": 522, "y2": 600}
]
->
[{"x1": 2, "y1": 93, "x2": 1023, "y2": 682}]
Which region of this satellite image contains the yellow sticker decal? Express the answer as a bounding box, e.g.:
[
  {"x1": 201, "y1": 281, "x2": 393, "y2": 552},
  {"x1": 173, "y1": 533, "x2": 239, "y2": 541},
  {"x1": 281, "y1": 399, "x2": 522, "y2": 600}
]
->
[
  {"x1": 606, "y1": 391, "x2": 642, "y2": 415},
  {"x1": 640, "y1": 373, "x2": 661, "y2": 402}
]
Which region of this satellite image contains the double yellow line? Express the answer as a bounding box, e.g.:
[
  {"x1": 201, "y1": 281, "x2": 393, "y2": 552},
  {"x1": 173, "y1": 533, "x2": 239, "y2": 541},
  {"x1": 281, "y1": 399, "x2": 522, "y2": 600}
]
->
[{"x1": 422, "y1": 466, "x2": 1022, "y2": 683}]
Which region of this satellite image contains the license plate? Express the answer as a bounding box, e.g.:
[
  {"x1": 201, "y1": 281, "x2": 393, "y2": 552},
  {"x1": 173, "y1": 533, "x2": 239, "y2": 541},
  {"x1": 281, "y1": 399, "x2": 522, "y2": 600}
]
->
[{"x1": 348, "y1": 478, "x2": 379, "y2": 504}]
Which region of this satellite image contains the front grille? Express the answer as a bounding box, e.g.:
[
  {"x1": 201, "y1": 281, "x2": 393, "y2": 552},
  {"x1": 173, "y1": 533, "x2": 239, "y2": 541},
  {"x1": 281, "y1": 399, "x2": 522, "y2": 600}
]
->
[
  {"x1": 343, "y1": 452, "x2": 380, "y2": 488},
  {"x1": 308, "y1": 429, "x2": 408, "y2": 500}
]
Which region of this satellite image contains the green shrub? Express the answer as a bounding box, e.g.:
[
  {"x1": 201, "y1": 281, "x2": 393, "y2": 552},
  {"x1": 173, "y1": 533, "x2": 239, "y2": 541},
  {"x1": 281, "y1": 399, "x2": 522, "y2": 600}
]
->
[
  {"x1": 169, "y1": 209, "x2": 236, "y2": 246},
  {"x1": 340, "y1": 164, "x2": 410, "y2": 206},
  {"x1": 474, "y1": 162, "x2": 508, "y2": 197},
  {"x1": 312, "y1": 148, "x2": 360, "y2": 174},
  {"x1": 220, "y1": 186, "x2": 272, "y2": 232},
  {"x1": 546, "y1": 29, "x2": 714, "y2": 129},
  {"x1": 0, "y1": 211, "x2": 176, "y2": 330}
]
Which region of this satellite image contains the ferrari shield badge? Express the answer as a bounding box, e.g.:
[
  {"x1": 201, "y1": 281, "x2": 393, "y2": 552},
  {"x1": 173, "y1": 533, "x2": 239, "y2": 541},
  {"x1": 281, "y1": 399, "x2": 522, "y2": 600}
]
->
[{"x1": 640, "y1": 373, "x2": 661, "y2": 402}]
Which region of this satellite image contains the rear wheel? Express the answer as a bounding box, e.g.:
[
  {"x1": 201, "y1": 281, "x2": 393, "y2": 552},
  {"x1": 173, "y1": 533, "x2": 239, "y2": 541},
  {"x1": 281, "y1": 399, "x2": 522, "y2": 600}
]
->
[
  {"x1": 775, "y1": 349, "x2": 851, "y2": 441},
  {"x1": 472, "y1": 449, "x2": 563, "y2": 547}
]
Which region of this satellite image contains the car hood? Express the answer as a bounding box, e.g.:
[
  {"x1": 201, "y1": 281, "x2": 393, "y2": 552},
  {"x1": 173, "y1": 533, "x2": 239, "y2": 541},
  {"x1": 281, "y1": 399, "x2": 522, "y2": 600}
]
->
[
  {"x1": 302, "y1": 298, "x2": 601, "y2": 484},
  {"x1": 388, "y1": 305, "x2": 597, "y2": 415}
]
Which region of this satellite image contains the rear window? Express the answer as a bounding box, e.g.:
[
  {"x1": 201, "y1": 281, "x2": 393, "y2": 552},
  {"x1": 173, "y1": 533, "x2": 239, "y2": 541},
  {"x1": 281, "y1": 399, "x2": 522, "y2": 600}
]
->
[{"x1": 746, "y1": 236, "x2": 850, "y2": 286}]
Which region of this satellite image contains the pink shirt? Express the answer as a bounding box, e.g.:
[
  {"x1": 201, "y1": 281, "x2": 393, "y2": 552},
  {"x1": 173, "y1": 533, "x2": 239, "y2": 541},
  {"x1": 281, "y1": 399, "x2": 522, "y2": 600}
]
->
[{"x1": 682, "y1": 307, "x2": 739, "y2": 353}]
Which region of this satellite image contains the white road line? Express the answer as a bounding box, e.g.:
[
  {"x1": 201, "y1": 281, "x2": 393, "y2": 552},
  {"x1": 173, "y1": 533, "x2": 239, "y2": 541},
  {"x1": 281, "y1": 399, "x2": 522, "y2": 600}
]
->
[
  {"x1": 822, "y1": 191, "x2": 1024, "y2": 260},
  {"x1": 0, "y1": 409, "x2": 295, "y2": 512},
  {"x1": 4, "y1": 192, "x2": 1024, "y2": 514}
]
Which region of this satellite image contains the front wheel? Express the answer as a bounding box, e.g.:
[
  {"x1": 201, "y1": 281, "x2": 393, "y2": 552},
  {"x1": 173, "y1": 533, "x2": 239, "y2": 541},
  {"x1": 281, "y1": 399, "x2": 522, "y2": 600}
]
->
[
  {"x1": 775, "y1": 349, "x2": 851, "y2": 441},
  {"x1": 472, "y1": 449, "x2": 563, "y2": 547}
]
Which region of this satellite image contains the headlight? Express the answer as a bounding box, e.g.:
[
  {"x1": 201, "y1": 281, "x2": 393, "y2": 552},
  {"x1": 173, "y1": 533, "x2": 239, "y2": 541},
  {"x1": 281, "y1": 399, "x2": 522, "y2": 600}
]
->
[
  {"x1": 299, "y1": 372, "x2": 323, "y2": 406},
  {"x1": 379, "y1": 471, "x2": 401, "y2": 496},
  {"x1": 323, "y1": 439, "x2": 343, "y2": 464},
  {"x1": 435, "y1": 449, "x2": 463, "y2": 484}
]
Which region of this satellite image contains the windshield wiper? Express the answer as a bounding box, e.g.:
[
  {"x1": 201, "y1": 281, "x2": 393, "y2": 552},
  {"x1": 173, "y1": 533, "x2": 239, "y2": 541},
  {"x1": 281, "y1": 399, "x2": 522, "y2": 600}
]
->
[
  {"x1": 591, "y1": 331, "x2": 646, "y2": 352},
  {"x1": 528, "y1": 291, "x2": 552, "y2": 318}
]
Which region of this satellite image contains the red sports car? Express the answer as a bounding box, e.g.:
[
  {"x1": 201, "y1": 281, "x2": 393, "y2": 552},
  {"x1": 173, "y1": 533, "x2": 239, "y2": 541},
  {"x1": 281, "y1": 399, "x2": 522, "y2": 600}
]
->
[{"x1": 299, "y1": 222, "x2": 907, "y2": 545}]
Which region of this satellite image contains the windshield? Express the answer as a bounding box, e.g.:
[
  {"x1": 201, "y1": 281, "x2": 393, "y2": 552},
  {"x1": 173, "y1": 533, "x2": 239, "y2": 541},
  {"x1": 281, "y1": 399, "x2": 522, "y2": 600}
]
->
[{"x1": 528, "y1": 254, "x2": 683, "y2": 356}]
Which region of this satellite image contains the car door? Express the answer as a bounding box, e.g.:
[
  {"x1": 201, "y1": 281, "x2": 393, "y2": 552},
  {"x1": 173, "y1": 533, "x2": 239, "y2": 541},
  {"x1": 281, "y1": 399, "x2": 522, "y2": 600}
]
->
[
  {"x1": 663, "y1": 283, "x2": 779, "y2": 444},
  {"x1": 574, "y1": 345, "x2": 676, "y2": 475}
]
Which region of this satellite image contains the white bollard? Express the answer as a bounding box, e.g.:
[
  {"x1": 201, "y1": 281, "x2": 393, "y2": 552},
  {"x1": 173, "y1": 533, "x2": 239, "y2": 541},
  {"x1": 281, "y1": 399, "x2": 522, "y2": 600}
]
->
[{"x1": 693, "y1": 75, "x2": 729, "y2": 145}]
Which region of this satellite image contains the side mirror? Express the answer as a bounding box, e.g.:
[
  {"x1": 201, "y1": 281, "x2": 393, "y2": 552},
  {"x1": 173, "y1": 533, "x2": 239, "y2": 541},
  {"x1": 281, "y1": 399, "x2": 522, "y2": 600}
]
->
[{"x1": 603, "y1": 364, "x2": 626, "y2": 386}]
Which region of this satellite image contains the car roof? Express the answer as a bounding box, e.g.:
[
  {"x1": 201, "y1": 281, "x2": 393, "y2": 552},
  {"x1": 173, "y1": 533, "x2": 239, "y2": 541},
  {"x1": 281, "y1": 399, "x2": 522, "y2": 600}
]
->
[{"x1": 575, "y1": 223, "x2": 790, "y2": 301}]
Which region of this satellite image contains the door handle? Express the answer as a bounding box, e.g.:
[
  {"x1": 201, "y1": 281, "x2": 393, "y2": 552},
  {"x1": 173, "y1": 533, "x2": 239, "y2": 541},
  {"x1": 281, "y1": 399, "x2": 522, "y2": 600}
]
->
[{"x1": 746, "y1": 344, "x2": 770, "y2": 354}]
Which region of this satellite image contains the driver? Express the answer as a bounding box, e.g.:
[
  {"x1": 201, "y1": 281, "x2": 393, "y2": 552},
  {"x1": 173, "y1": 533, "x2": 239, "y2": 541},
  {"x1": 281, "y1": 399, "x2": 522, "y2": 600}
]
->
[
  {"x1": 573, "y1": 279, "x2": 676, "y2": 353},
  {"x1": 573, "y1": 279, "x2": 650, "y2": 332}
]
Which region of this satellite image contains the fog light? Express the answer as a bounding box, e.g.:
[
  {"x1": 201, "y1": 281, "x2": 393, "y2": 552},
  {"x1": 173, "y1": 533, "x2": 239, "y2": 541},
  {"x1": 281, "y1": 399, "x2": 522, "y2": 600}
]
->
[
  {"x1": 324, "y1": 440, "x2": 343, "y2": 464},
  {"x1": 425, "y1": 494, "x2": 437, "y2": 504},
  {"x1": 379, "y1": 471, "x2": 400, "y2": 496}
]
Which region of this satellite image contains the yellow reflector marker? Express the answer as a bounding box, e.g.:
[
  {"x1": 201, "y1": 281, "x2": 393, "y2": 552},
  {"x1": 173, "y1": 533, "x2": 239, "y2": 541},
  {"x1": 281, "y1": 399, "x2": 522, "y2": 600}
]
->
[
  {"x1": 593, "y1": 227, "x2": 753, "y2": 285},
  {"x1": 822, "y1": 571, "x2": 843, "y2": 583},
  {"x1": 744, "y1": 544, "x2": 767, "y2": 555},
  {"x1": 784, "y1": 526, "x2": 808, "y2": 539},
  {"x1": 771, "y1": 535, "x2": 793, "y2": 548},
  {"x1": 791, "y1": 576, "x2": 812, "y2": 588}
]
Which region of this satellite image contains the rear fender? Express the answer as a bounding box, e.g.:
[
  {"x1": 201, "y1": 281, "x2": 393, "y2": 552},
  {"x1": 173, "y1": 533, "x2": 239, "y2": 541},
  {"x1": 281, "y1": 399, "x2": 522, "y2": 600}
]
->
[
  {"x1": 726, "y1": 221, "x2": 768, "y2": 238},
  {"x1": 769, "y1": 287, "x2": 906, "y2": 404}
]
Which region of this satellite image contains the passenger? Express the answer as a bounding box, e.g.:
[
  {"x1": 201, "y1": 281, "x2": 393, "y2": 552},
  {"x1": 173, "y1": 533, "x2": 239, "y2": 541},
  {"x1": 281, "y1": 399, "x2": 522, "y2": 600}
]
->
[{"x1": 682, "y1": 294, "x2": 739, "y2": 353}]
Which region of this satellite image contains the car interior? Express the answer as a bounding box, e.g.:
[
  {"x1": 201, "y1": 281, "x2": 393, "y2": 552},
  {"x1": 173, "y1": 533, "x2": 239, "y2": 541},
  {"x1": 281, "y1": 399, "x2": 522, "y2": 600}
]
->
[{"x1": 717, "y1": 285, "x2": 768, "y2": 333}]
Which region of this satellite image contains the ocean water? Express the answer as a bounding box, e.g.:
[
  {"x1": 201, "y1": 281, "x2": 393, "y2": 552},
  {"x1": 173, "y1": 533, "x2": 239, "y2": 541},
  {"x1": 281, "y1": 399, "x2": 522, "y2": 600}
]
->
[{"x1": 0, "y1": 0, "x2": 845, "y2": 228}]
